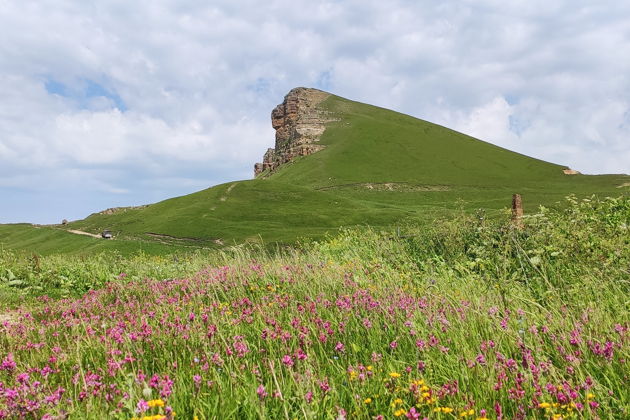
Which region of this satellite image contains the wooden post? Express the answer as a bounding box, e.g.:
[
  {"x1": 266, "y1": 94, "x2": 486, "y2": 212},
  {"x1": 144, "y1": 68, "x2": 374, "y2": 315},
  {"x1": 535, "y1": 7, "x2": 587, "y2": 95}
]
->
[{"x1": 512, "y1": 194, "x2": 524, "y2": 230}]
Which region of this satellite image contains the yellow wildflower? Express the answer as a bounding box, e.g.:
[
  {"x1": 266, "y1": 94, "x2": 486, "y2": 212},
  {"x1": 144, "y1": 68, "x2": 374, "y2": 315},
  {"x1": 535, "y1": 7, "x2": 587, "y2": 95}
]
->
[
  {"x1": 389, "y1": 372, "x2": 401, "y2": 378},
  {"x1": 147, "y1": 399, "x2": 165, "y2": 408},
  {"x1": 586, "y1": 393, "x2": 595, "y2": 400},
  {"x1": 538, "y1": 402, "x2": 551, "y2": 409},
  {"x1": 420, "y1": 385, "x2": 430, "y2": 392},
  {"x1": 442, "y1": 407, "x2": 454, "y2": 413},
  {"x1": 364, "y1": 398, "x2": 372, "y2": 404},
  {"x1": 433, "y1": 407, "x2": 442, "y2": 413},
  {"x1": 421, "y1": 392, "x2": 430, "y2": 399},
  {"x1": 367, "y1": 365, "x2": 373, "y2": 371},
  {"x1": 394, "y1": 409, "x2": 406, "y2": 417}
]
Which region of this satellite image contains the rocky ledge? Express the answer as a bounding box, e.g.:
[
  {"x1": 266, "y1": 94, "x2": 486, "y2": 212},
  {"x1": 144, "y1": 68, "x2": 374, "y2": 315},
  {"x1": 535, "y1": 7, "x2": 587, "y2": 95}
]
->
[{"x1": 255, "y1": 87, "x2": 336, "y2": 176}]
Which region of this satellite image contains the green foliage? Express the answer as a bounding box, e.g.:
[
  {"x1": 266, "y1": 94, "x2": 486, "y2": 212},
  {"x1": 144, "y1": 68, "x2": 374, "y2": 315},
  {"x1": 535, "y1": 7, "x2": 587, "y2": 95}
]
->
[
  {"x1": 0, "y1": 250, "x2": 221, "y2": 300},
  {"x1": 401, "y1": 195, "x2": 630, "y2": 307}
]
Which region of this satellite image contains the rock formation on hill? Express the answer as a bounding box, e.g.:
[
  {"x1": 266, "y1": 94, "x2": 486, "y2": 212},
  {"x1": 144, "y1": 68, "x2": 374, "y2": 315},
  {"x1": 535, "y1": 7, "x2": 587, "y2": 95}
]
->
[{"x1": 255, "y1": 87, "x2": 335, "y2": 176}]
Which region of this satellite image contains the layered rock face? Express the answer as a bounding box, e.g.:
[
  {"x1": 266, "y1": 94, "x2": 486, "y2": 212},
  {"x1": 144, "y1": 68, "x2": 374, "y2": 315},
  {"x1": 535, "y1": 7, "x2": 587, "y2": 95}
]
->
[{"x1": 255, "y1": 87, "x2": 334, "y2": 176}]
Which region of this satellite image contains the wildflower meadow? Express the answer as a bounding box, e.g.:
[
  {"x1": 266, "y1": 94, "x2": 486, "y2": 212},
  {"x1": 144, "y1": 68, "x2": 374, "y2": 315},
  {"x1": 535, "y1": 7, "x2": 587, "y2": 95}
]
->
[{"x1": 0, "y1": 196, "x2": 628, "y2": 419}]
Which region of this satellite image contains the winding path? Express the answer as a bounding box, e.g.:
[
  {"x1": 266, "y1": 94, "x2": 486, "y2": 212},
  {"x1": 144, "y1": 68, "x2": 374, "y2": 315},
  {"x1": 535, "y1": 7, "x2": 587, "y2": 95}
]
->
[{"x1": 66, "y1": 230, "x2": 102, "y2": 239}]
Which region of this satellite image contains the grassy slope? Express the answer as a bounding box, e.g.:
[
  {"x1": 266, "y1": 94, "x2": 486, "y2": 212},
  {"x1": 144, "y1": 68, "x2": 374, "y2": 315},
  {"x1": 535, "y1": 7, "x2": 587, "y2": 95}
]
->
[
  {"x1": 0, "y1": 224, "x2": 181, "y2": 256},
  {"x1": 271, "y1": 94, "x2": 627, "y2": 196},
  {"x1": 68, "y1": 181, "x2": 394, "y2": 243},
  {"x1": 1, "y1": 92, "x2": 628, "y2": 255},
  {"x1": 272, "y1": 95, "x2": 567, "y2": 187}
]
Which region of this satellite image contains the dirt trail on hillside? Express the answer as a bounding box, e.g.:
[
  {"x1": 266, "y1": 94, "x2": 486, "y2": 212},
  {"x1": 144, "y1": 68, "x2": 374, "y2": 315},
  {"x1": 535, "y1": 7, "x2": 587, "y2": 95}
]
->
[
  {"x1": 213, "y1": 183, "x2": 238, "y2": 209},
  {"x1": 219, "y1": 183, "x2": 238, "y2": 202},
  {"x1": 66, "y1": 230, "x2": 102, "y2": 238}
]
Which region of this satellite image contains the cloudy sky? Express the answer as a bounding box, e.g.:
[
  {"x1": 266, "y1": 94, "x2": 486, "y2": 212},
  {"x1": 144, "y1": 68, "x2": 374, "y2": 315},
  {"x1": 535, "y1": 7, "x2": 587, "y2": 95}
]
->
[{"x1": 1, "y1": 0, "x2": 629, "y2": 224}]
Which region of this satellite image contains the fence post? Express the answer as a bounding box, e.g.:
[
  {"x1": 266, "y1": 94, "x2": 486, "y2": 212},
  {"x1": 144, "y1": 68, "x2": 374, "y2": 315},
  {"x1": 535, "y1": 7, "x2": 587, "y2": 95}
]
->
[{"x1": 511, "y1": 194, "x2": 524, "y2": 230}]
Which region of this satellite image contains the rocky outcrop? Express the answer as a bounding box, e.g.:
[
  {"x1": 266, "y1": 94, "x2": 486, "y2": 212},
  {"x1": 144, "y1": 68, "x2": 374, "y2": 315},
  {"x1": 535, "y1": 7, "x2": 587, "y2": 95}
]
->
[
  {"x1": 255, "y1": 87, "x2": 335, "y2": 176},
  {"x1": 562, "y1": 168, "x2": 581, "y2": 175}
]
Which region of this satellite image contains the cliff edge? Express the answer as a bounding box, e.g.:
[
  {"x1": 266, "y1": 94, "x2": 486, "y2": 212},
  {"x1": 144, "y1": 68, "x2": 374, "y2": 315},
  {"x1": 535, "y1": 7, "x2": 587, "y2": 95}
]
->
[{"x1": 255, "y1": 87, "x2": 335, "y2": 176}]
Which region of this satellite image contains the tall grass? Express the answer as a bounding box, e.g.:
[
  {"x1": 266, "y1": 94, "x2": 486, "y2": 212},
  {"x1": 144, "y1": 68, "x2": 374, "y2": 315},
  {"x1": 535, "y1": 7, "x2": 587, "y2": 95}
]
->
[{"x1": 0, "y1": 196, "x2": 628, "y2": 419}]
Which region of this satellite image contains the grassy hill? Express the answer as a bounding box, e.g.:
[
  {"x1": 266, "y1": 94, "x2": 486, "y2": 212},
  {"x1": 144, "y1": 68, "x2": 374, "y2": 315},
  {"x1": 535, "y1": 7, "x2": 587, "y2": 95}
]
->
[{"x1": 1, "y1": 91, "x2": 628, "y2": 255}]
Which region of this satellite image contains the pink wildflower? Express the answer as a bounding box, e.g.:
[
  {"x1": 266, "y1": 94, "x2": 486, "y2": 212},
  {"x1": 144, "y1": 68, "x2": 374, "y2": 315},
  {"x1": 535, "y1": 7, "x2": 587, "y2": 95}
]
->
[
  {"x1": 305, "y1": 391, "x2": 314, "y2": 403},
  {"x1": 282, "y1": 355, "x2": 294, "y2": 367},
  {"x1": 136, "y1": 399, "x2": 149, "y2": 413},
  {"x1": 256, "y1": 384, "x2": 267, "y2": 400},
  {"x1": 1, "y1": 353, "x2": 16, "y2": 371},
  {"x1": 319, "y1": 379, "x2": 330, "y2": 393}
]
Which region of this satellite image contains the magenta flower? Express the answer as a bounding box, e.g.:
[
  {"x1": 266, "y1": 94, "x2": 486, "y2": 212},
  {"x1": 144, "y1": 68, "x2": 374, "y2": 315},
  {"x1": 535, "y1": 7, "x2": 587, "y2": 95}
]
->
[
  {"x1": 319, "y1": 379, "x2": 330, "y2": 393},
  {"x1": 1, "y1": 353, "x2": 16, "y2": 371},
  {"x1": 494, "y1": 402, "x2": 503, "y2": 420},
  {"x1": 406, "y1": 407, "x2": 421, "y2": 419},
  {"x1": 282, "y1": 355, "x2": 294, "y2": 367},
  {"x1": 305, "y1": 391, "x2": 314, "y2": 403},
  {"x1": 296, "y1": 348, "x2": 308, "y2": 360},
  {"x1": 256, "y1": 384, "x2": 268, "y2": 400},
  {"x1": 136, "y1": 399, "x2": 149, "y2": 413}
]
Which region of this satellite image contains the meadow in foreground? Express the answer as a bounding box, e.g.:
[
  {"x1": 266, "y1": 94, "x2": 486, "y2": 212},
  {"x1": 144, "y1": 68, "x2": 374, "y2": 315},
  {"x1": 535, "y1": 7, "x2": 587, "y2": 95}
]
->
[{"x1": 0, "y1": 196, "x2": 628, "y2": 419}]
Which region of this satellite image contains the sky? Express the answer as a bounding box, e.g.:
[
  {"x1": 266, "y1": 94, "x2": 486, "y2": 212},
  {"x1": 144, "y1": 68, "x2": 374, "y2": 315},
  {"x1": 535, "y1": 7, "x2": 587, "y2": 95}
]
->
[{"x1": 1, "y1": 0, "x2": 629, "y2": 224}]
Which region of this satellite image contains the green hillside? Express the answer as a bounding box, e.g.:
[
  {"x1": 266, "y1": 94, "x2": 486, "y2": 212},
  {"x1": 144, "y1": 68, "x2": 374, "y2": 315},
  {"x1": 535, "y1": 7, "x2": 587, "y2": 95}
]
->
[
  {"x1": 1, "y1": 91, "x2": 628, "y2": 255},
  {"x1": 271, "y1": 96, "x2": 568, "y2": 187}
]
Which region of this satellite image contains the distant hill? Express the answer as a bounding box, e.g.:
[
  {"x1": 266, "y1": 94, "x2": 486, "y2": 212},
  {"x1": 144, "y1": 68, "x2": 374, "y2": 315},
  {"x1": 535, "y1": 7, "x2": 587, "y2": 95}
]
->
[{"x1": 1, "y1": 88, "x2": 628, "y2": 255}]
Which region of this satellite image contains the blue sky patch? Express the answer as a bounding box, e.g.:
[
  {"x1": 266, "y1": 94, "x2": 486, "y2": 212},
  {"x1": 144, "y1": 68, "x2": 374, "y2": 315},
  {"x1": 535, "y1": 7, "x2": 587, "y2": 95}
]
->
[
  {"x1": 315, "y1": 70, "x2": 333, "y2": 91},
  {"x1": 509, "y1": 114, "x2": 530, "y2": 136},
  {"x1": 45, "y1": 78, "x2": 127, "y2": 111},
  {"x1": 45, "y1": 79, "x2": 70, "y2": 97}
]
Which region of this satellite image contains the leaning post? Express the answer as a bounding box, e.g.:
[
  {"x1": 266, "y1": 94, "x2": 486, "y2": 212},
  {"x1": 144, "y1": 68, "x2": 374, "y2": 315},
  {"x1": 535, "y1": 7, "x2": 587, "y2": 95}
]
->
[{"x1": 511, "y1": 194, "x2": 524, "y2": 230}]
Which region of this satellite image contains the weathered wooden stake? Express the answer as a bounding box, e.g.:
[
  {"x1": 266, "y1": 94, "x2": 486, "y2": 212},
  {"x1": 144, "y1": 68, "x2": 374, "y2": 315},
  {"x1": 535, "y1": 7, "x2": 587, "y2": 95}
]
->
[{"x1": 511, "y1": 194, "x2": 524, "y2": 230}]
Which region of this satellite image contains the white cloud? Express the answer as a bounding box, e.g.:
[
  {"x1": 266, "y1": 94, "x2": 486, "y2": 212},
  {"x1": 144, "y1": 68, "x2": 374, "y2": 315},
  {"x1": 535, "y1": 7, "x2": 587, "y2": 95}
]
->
[{"x1": 0, "y1": 0, "x2": 629, "y2": 223}]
